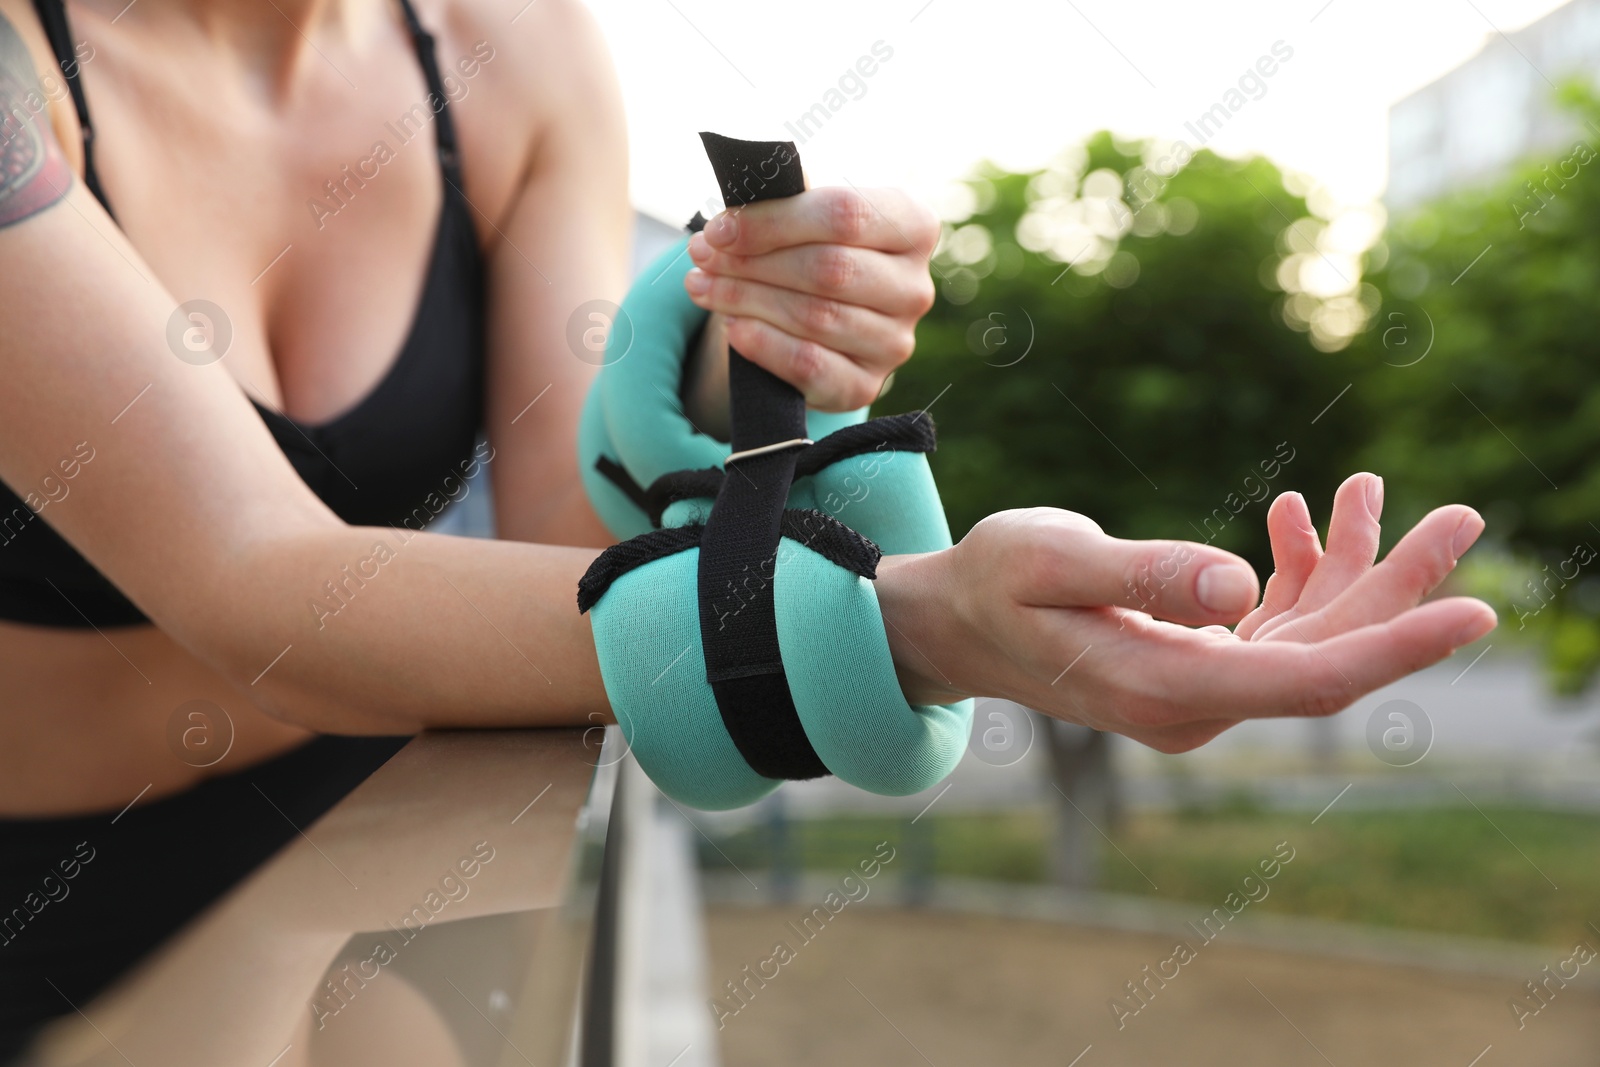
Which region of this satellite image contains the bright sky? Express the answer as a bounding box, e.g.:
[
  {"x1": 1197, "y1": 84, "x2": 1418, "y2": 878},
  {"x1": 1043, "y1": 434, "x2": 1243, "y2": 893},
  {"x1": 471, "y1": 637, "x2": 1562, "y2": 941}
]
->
[{"x1": 584, "y1": 0, "x2": 1570, "y2": 223}]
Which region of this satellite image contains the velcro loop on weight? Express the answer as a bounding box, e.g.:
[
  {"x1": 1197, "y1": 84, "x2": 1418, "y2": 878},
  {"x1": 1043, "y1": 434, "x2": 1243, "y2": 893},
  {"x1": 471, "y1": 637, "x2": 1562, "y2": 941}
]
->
[
  {"x1": 595, "y1": 411, "x2": 942, "y2": 529},
  {"x1": 577, "y1": 525, "x2": 703, "y2": 614},
  {"x1": 578, "y1": 508, "x2": 882, "y2": 616},
  {"x1": 796, "y1": 411, "x2": 937, "y2": 473}
]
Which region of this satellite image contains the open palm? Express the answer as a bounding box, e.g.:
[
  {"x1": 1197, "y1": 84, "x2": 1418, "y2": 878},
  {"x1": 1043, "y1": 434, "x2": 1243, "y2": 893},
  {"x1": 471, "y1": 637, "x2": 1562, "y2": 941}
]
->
[{"x1": 885, "y1": 473, "x2": 1497, "y2": 753}]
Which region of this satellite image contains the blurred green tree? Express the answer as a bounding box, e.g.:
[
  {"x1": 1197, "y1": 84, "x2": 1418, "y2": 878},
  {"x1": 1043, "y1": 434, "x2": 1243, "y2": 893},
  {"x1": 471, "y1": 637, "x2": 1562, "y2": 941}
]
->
[
  {"x1": 885, "y1": 132, "x2": 1369, "y2": 580},
  {"x1": 1349, "y1": 84, "x2": 1600, "y2": 692}
]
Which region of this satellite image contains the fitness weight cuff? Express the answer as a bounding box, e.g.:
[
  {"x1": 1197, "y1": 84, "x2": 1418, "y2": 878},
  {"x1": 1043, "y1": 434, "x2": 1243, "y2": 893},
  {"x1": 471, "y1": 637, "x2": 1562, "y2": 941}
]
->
[{"x1": 578, "y1": 132, "x2": 973, "y2": 810}]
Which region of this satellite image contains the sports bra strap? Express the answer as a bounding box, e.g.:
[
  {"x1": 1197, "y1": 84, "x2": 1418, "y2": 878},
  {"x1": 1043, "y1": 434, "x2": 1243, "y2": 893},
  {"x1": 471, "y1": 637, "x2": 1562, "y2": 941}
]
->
[
  {"x1": 391, "y1": 0, "x2": 462, "y2": 182},
  {"x1": 29, "y1": 0, "x2": 113, "y2": 217}
]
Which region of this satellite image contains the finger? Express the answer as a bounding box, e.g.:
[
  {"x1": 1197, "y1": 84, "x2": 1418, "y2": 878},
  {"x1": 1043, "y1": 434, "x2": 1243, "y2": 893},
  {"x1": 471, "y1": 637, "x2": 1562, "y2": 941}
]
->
[
  {"x1": 1259, "y1": 506, "x2": 1484, "y2": 645},
  {"x1": 1142, "y1": 596, "x2": 1496, "y2": 724},
  {"x1": 687, "y1": 233, "x2": 934, "y2": 318},
  {"x1": 1253, "y1": 473, "x2": 1382, "y2": 640},
  {"x1": 1010, "y1": 513, "x2": 1261, "y2": 625},
  {"x1": 703, "y1": 186, "x2": 939, "y2": 258},
  {"x1": 683, "y1": 268, "x2": 912, "y2": 373},
  {"x1": 1235, "y1": 491, "x2": 1323, "y2": 640},
  {"x1": 720, "y1": 315, "x2": 882, "y2": 411}
]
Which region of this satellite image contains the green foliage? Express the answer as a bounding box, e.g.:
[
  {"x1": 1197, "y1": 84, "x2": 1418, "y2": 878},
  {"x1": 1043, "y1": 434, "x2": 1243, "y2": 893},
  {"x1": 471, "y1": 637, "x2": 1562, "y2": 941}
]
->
[
  {"x1": 883, "y1": 111, "x2": 1600, "y2": 692},
  {"x1": 705, "y1": 808, "x2": 1600, "y2": 946},
  {"x1": 1106, "y1": 807, "x2": 1598, "y2": 947},
  {"x1": 881, "y1": 132, "x2": 1366, "y2": 577},
  {"x1": 1350, "y1": 82, "x2": 1600, "y2": 692}
]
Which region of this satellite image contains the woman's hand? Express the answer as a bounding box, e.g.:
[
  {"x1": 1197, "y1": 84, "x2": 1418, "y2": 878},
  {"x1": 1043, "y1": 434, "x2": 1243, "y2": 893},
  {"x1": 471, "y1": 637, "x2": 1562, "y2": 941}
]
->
[
  {"x1": 875, "y1": 473, "x2": 1497, "y2": 753},
  {"x1": 683, "y1": 187, "x2": 939, "y2": 411}
]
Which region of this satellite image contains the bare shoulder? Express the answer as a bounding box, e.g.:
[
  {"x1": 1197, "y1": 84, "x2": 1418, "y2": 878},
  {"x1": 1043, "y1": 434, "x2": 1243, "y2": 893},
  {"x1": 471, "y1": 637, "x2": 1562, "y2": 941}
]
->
[
  {"x1": 413, "y1": 0, "x2": 625, "y2": 233},
  {"x1": 428, "y1": 0, "x2": 623, "y2": 140},
  {"x1": 0, "y1": 0, "x2": 76, "y2": 227}
]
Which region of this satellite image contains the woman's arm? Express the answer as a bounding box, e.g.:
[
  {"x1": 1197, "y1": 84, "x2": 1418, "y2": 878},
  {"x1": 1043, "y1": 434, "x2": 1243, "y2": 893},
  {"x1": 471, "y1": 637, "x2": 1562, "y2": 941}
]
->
[
  {"x1": 0, "y1": 4, "x2": 609, "y2": 735},
  {"x1": 479, "y1": 0, "x2": 629, "y2": 550}
]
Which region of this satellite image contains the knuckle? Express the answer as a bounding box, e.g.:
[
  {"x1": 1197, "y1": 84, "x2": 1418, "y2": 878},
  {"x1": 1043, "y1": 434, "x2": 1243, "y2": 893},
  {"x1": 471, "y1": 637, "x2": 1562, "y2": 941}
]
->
[
  {"x1": 1022, "y1": 507, "x2": 1102, "y2": 540},
  {"x1": 812, "y1": 247, "x2": 857, "y2": 293},
  {"x1": 1120, "y1": 543, "x2": 1196, "y2": 607},
  {"x1": 717, "y1": 250, "x2": 753, "y2": 276},
  {"x1": 1294, "y1": 677, "x2": 1350, "y2": 718},
  {"x1": 912, "y1": 273, "x2": 937, "y2": 315},
  {"x1": 888, "y1": 328, "x2": 917, "y2": 366},
  {"x1": 788, "y1": 338, "x2": 828, "y2": 386},
  {"x1": 715, "y1": 275, "x2": 746, "y2": 307},
  {"x1": 973, "y1": 507, "x2": 1063, "y2": 546},
  {"x1": 965, "y1": 510, "x2": 1021, "y2": 548},
  {"x1": 798, "y1": 294, "x2": 845, "y2": 334},
  {"x1": 827, "y1": 188, "x2": 871, "y2": 243},
  {"x1": 726, "y1": 206, "x2": 755, "y2": 247},
  {"x1": 1121, "y1": 546, "x2": 1163, "y2": 605},
  {"x1": 1423, "y1": 539, "x2": 1457, "y2": 586},
  {"x1": 846, "y1": 376, "x2": 881, "y2": 410},
  {"x1": 1054, "y1": 509, "x2": 1104, "y2": 536},
  {"x1": 1395, "y1": 558, "x2": 1439, "y2": 599},
  {"x1": 723, "y1": 314, "x2": 762, "y2": 353}
]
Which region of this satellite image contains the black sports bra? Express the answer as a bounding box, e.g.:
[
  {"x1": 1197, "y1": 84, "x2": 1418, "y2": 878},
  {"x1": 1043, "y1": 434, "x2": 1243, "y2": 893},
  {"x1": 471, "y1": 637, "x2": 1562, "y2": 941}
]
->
[{"x1": 0, "y1": 0, "x2": 487, "y2": 628}]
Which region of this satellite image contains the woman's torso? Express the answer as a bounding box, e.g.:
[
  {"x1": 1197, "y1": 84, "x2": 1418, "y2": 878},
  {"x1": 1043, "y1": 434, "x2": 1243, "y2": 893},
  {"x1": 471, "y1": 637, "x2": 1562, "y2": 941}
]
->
[{"x1": 0, "y1": 0, "x2": 550, "y2": 815}]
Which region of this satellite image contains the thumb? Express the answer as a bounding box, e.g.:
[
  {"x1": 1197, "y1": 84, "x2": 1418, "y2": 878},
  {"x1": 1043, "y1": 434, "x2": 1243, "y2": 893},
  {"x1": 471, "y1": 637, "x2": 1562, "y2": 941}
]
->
[{"x1": 1015, "y1": 515, "x2": 1261, "y2": 625}]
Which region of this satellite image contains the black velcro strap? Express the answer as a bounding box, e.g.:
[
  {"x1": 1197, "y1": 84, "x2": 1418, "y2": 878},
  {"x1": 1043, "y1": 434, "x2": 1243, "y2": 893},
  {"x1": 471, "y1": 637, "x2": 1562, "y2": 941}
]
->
[
  {"x1": 30, "y1": 0, "x2": 114, "y2": 217},
  {"x1": 594, "y1": 455, "x2": 655, "y2": 517},
  {"x1": 575, "y1": 509, "x2": 881, "y2": 623},
  {"x1": 699, "y1": 357, "x2": 823, "y2": 779},
  {"x1": 595, "y1": 412, "x2": 941, "y2": 529},
  {"x1": 793, "y1": 411, "x2": 938, "y2": 477},
  {"x1": 578, "y1": 526, "x2": 702, "y2": 614},
  {"x1": 699, "y1": 131, "x2": 807, "y2": 206},
  {"x1": 780, "y1": 508, "x2": 882, "y2": 579},
  {"x1": 641, "y1": 467, "x2": 726, "y2": 527},
  {"x1": 694, "y1": 131, "x2": 827, "y2": 782}
]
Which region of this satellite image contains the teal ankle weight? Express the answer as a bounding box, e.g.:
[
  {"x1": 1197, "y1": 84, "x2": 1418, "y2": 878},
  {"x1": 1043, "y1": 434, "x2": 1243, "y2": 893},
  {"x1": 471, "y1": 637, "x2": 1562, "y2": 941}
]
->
[{"x1": 578, "y1": 133, "x2": 973, "y2": 810}]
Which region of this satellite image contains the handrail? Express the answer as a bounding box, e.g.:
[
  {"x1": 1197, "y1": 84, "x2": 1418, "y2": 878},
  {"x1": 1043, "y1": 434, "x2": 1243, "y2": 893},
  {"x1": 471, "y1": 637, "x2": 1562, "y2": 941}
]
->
[{"x1": 23, "y1": 729, "x2": 615, "y2": 1067}]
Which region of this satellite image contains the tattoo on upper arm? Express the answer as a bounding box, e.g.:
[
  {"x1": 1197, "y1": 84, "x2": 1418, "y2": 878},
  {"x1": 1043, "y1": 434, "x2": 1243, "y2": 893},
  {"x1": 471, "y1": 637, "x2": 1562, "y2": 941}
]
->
[{"x1": 0, "y1": 11, "x2": 72, "y2": 228}]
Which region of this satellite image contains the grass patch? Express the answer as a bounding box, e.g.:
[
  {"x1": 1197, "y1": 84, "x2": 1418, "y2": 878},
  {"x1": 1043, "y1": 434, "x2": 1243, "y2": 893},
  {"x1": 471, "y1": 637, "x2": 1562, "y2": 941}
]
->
[{"x1": 697, "y1": 806, "x2": 1600, "y2": 947}]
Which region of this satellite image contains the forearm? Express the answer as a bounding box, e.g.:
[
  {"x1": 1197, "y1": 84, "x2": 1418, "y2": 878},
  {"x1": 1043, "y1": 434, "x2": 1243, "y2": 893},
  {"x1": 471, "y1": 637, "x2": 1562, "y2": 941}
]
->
[
  {"x1": 204, "y1": 524, "x2": 608, "y2": 735},
  {"x1": 493, "y1": 456, "x2": 617, "y2": 549}
]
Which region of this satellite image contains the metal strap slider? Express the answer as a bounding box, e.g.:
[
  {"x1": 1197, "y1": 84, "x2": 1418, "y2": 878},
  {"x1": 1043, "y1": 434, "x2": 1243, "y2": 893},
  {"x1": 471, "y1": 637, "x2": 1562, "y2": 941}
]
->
[{"x1": 723, "y1": 437, "x2": 813, "y2": 466}]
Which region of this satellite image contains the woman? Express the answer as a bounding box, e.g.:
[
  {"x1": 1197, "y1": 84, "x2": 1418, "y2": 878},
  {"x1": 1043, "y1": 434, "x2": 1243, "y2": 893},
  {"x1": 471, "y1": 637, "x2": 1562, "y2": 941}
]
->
[{"x1": 0, "y1": 0, "x2": 1495, "y2": 1053}]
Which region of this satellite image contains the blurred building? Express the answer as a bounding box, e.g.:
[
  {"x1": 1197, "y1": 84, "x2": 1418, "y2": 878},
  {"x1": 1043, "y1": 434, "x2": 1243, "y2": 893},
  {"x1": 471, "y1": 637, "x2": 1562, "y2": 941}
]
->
[{"x1": 1387, "y1": 0, "x2": 1600, "y2": 209}]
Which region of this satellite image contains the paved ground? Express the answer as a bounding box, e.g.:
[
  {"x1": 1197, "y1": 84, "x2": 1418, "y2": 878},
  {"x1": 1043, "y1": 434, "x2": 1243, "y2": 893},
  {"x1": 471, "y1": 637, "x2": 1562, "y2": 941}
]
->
[{"x1": 704, "y1": 907, "x2": 1600, "y2": 1067}]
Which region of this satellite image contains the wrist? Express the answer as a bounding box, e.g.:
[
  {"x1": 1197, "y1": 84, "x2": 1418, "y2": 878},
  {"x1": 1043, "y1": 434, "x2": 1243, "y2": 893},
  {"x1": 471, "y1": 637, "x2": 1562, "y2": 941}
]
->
[{"x1": 876, "y1": 551, "x2": 971, "y2": 706}]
